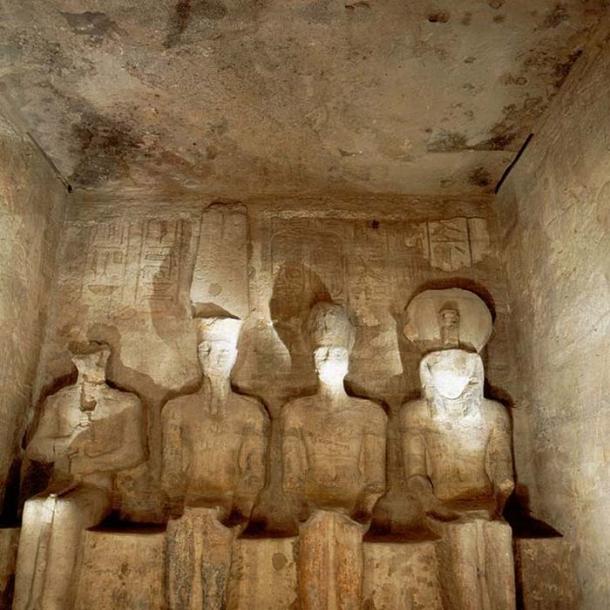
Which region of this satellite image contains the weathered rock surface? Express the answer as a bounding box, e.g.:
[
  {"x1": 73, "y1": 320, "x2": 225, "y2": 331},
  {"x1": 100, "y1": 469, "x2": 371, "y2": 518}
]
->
[{"x1": 497, "y1": 23, "x2": 610, "y2": 610}]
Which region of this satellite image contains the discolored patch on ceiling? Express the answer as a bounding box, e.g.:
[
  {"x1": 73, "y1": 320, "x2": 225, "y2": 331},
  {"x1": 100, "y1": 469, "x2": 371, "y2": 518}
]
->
[{"x1": 0, "y1": 0, "x2": 606, "y2": 196}]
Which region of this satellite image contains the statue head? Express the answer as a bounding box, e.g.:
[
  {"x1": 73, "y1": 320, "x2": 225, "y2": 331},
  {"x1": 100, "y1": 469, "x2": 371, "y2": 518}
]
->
[
  {"x1": 438, "y1": 303, "x2": 460, "y2": 348},
  {"x1": 306, "y1": 302, "x2": 355, "y2": 385},
  {"x1": 70, "y1": 342, "x2": 111, "y2": 384},
  {"x1": 420, "y1": 349, "x2": 484, "y2": 401},
  {"x1": 195, "y1": 317, "x2": 243, "y2": 377}
]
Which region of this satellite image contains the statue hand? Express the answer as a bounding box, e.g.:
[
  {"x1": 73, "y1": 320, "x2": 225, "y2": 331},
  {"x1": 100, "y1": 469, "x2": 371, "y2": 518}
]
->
[
  {"x1": 424, "y1": 496, "x2": 460, "y2": 521},
  {"x1": 493, "y1": 478, "x2": 514, "y2": 518}
]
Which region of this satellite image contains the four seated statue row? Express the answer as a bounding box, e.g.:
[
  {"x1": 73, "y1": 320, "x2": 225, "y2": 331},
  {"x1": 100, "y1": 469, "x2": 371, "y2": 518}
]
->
[{"x1": 13, "y1": 288, "x2": 515, "y2": 610}]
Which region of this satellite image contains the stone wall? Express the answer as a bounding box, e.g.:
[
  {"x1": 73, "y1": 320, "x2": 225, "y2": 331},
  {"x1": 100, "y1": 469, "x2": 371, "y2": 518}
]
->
[
  {"x1": 0, "y1": 109, "x2": 66, "y2": 509},
  {"x1": 32, "y1": 190, "x2": 516, "y2": 531},
  {"x1": 496, "y1": 25, "x2": 610, "y2": 609}
]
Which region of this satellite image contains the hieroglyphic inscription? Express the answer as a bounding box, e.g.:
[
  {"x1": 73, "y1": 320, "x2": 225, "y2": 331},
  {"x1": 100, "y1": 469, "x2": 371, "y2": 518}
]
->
[
  {"x1": 411, "y1": 217, "x2": 490, "y2": 272},
  {"x1": 134, "y1": 219, "x2": 186, "y2": 311},
  {"x1": 70, "y1": 221, "x2": 129, "y2": 309},
  {"x1": 60, "y1": 218, "x2": 189, "y2": 315}
]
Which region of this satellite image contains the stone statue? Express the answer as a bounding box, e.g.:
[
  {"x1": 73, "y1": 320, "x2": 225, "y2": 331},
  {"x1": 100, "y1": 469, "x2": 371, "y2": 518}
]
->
[
  {"x1": 13, "y1": 343, "x2": 145, "y2": 610},
  {"x1": 281, "y1": 302, "x2": 387, "y2": 610},
  {"x1": 400, "y1": 288, "x2": 516, "y2": 610},
  {"x1": 161, "y1": 316, "x2": 269, "y2": 610}
]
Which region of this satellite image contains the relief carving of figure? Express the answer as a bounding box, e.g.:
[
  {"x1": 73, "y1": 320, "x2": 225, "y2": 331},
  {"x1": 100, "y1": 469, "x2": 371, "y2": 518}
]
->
[
  {"x1": 161, "y1": 316, "x2": 269, "y2": 610},
  {"x1": 13, "y1": 343, "x2": 145, "y2": 610},
  {"x1": 400, "y1": 288, "x2": 516, "y2": 610},
  {"x1": 281, "y1": 302, "x2": 387, "y2": 610}
]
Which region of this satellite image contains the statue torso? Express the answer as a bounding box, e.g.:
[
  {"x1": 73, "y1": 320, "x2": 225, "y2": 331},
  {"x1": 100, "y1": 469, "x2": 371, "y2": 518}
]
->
[{"x1": 283, "y1": 395, "x2": 385, "y2": 511}]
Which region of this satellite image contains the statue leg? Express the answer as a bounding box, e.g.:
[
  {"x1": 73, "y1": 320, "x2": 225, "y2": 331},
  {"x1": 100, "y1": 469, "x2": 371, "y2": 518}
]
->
[
  {"x1": 435, "y1": 519, "x2": 515, "y2": 610},
  {"x1": 166, "y1": 507, "x2": 235, "y2": 610},
  {"x1": 13, "y1": 485, "x2": 110, "y2": 610},
  {"x1": 298, "y1": 510, "x2": 363, "y2": 610}
]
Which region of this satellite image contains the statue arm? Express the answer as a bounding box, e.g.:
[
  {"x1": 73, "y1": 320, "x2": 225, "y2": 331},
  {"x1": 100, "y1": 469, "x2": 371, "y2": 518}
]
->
[
  {"x1": 70, "y1": 398, "x2": 146, "y2": 475},
  {"x1": 161, "y1": 405, "x2": 186, "y2": 511},
  {"x1": 356, "y1": 423, "x2": 387, "y2": 518},
  {"x1": 485, "y1": 406, "x2": 515, "y2": 514},
  {"x1": 235, "y1": 408, "x2": 270, "y2": 517},
  {"x1": 281, "y1": 408, "x2": 307, "y2": 495},
  {"x1": 26, "y1": 400, "x2": 65, "y2": 463}
]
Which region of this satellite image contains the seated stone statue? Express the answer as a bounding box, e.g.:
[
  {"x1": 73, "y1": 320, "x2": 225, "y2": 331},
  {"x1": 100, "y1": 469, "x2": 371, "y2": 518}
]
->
[
  {"x1": 281, "y1": 302, "x2": 387, "y2": 610},
  {"x1": 400, "y1": 289, "x2": 516, "y2": 610},
  {"x1": 13, "y1": 343, "x2": 145, "y2": 610},
  {"x1": 161, "y1": 316, "x2": 269, "y2": 610}
]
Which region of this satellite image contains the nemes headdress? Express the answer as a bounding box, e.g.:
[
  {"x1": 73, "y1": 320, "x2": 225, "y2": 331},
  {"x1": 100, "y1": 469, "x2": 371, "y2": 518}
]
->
[
  {"x1": 404, "y1": 288, "x2": 492, "y2": 354},
  {"x1": 306, "y1": 302, "x2": 355, "y2": 351},
  {"x1": 195, "y1": 316, "x2": 243, "y2": 346}
]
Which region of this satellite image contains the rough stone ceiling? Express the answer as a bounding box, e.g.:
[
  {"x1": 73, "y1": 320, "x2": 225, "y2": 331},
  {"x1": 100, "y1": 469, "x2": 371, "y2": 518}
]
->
[{"x1": 0, "y1": 1, "x2": 606, "y2": 197}]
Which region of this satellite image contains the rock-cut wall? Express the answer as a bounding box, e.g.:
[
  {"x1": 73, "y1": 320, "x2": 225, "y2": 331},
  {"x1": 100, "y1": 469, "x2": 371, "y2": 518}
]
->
[
  {"x1": 0, "y1": 108, "x2": 67, "y2": 510},
  {"x1": 31, "y1": 191, "x2": 516, "y2": 533},
  {"x1": 496, "y1": 24, "x2": 610, "y2": 610}
]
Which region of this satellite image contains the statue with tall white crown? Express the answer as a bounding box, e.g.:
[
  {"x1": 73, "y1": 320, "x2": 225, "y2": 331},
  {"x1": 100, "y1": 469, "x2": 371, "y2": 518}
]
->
[
  {"x1": 281, "y1": 302, "x2": 387, "y2": 610},
  {"x1": 161, "y1": 316, "x2": 269, "y2": 610},
  {"x1": 400, "y1": 288, "x2": 516, "y2": 610},
  {"x1": 13, "y1": 343, "x2": 146, "y2": 610}
]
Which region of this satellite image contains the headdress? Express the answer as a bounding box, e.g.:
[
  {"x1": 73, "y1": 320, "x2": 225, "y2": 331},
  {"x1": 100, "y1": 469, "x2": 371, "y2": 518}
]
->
[
  {"x1": 305, "y1": 302, "x2": 355, "y2": 351},
  {"x1": 195, "y1": 316, "x2": 243, "y2": 345},
  {"x1": 404, "y1": 288, "x2": 492, "y2": 354}
]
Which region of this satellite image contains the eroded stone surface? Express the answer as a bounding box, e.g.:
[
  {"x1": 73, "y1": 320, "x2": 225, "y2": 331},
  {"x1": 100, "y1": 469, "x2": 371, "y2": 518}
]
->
[
  {"x1": 0, "y1": 2, "x2": 605, "y2": 195},
  {"x1": 496, "y1": 23, "x2": 610, "y2": 610},
  {"x1": 161, "y1": 316, "x2": 269, "y2": 609},
  {"x1": 0, "y1": 107, "x2": 66, "y2": 509},
  {"x1": 515, "y1": 538, "x2": 579, "y2": 609}
]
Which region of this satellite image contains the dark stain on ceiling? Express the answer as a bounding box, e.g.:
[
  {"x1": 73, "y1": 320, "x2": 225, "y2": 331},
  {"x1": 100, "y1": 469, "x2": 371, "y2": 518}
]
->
[{"x1": 0, "y1": 0, "x2": 606, "y2": 196}]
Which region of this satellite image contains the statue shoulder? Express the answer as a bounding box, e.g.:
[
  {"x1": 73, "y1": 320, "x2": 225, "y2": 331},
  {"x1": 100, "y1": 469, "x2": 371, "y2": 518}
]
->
[
  {"x1": 234, "y1": 393, "x2": 270, "y2": 426},
  {"x1": 352, "y1": 398, "x2": 387, "y2": 427},
  {"x1": 280, "y1": 396, "x2": 311, "y2": 425},
  {"x1": 483, "y1": 398, "x2": 511, "y2": 428},
  {"x1": 42, "y1": 385, "x2": 77, "y2": 410},
  {"x1": 161, "y1": 395, "x2": 192, "y2": 422},
  {"x1": 106, "y1": 386, "x2": 142, "y2": 410},
  {"x1": 399, "y1": 398, "x2": 428, "y2": 426}
]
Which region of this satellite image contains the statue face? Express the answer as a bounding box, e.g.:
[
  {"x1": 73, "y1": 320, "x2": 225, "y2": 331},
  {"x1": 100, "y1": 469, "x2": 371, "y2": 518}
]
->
[
  {"x1": 424, "y1": 349, "x2": 477, "y2": 399},
  {"x1": 72, "y1": 349, "x2": 110, "y2": 383},
  {"x1": 314, "y1": 346, "x2": 349, "y2": 384},
  {"x1": 198, "y1": 340, "x2": 238, "y2": 376}
]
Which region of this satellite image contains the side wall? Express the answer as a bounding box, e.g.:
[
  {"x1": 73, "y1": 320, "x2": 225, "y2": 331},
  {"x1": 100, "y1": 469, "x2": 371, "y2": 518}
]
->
[
  {"x1": 0, "y1": 110, "x2": 66, "y2": 508},
  {"x1": 496, "y1": 28, "x2": 610, "y2": 609}
]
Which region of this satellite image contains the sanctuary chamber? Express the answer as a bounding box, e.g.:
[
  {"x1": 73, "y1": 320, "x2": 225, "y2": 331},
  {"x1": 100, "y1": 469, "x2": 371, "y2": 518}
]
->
[{"x1": 0, "y1": 3, "x2": 608, "y2": 610}]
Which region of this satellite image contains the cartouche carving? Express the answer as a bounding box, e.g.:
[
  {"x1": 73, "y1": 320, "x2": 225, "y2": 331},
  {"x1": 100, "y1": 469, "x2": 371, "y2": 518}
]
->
[
  {"x1": 161, "y1": 317, "x2": 269, "y2": 610},
  {"x1": 13, "y1": 343, "x2": 145, "y2": 610},
  {"x1": 281, "y1": 302, "x2": 387, "y2": 610}
]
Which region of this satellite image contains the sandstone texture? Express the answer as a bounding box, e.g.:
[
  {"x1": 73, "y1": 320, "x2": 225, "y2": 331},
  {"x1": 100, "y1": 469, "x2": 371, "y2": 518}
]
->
[
  {"x1": 0, "y1": 105, "x2": 66, "y2": 510},
  {"x1": 0, "y1": 1, "x2": 606, "y2": 196},
  {"x1": 497, "y1": 23, "x2": 610, "y2": 609},
  {"x1": 0, "y1": 3, "x2": 607, "y2": 609}
]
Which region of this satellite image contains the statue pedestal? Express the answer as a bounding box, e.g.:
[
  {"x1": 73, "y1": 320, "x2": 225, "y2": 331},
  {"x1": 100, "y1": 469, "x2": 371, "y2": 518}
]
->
[
  {"x1": 363, "y1": 539, "x2": 443, "y2": 609},
  {"x1": 228, "y1": 537, "x2": 298, "y2": 609},
  {"x1": 298, "y1": 510, "x2": 364, "y2": 610},
  {"x1": 434, "y1": 519, "x2": 515, "y2": 610},
  {"x1": 515, "y1": 537, "x2": 579, "y2": 609},
  {"x1": 5, "y1": 522, "x2": 577, "y2": 609},
  {"x1": 74, "y1": 526, "x2": 165, "y2": 610},
  {"x1": 0, "y1": 527, "x2": 19, "y2": 610}
]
